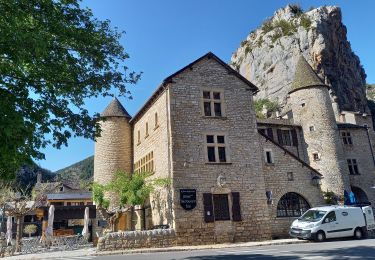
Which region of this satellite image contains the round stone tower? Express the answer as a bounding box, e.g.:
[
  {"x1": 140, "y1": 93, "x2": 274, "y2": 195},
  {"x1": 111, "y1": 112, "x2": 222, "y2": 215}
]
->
[
  {"x1": 94, "y1": 97, "x2": 132, "y2": 207},
  {"x1": 288, "y1": 55, "x2": 350, "y2": 196}
]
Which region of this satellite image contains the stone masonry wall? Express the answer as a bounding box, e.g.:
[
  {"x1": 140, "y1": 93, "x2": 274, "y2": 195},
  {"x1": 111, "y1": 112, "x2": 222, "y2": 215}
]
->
[
  {"x1": 260, "y1": 134, "x2": 325, "y2": 238},
  {"x1": 133, "y1": 90, "x2": 174, "y2": 228},
  {"x1": 340, "y1": 128, "x2": 375, "y2": 205},
  {"x1": 289, "y1": 86, "x2": 351, "y2": 195},
  {"x1": 97, "y1": 229, "x2": 176, "y2": 251},
  {"x1": 169, "y1": 56, "x2": 272, "y2": 245}
]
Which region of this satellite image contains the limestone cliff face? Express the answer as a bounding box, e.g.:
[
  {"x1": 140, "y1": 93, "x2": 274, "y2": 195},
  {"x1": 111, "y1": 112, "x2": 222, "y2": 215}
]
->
[{"x1": 231, "y1": 5, "x2": 367, "y2": 112}]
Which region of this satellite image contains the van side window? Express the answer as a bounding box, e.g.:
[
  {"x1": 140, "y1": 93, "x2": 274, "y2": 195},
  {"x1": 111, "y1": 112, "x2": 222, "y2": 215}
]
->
[
  {"x1": 324, "y1": 211, "x2": 336, "y2": 223},
  {"x1": 342, "y1": 211, "x2": 348, "y2": 216}
]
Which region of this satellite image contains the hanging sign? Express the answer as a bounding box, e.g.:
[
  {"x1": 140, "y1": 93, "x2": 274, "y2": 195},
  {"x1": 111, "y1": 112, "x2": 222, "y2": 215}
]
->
[{"x1": 180, "y1": 189, "x2": 196, "y2": 210}]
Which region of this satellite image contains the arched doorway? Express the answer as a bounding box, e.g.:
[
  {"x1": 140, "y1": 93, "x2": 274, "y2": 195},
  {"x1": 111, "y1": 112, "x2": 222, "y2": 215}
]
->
[
  {"x1": 276, "y1": 192, "x2": 310, "y2": 217},
  {"x1": 351, "y1": 186, "x2": 369, "y2": 203}
]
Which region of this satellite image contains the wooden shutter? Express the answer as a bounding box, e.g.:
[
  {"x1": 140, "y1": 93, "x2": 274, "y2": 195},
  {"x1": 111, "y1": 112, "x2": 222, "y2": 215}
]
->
[
  {"x1": 231, "y1": 192, "x2": 242, "y2": 221},
  {"x1": 266, "y1": 128, "x2": 274, "y2": 140},
  {"x1": 277, "y1": 129, "x2": 283, "y2": 145},
  {"x1": 291, "y1": 129, "x2": 298, "y2": 147},
  {"x1": 203, "y1": 193, "x2": 214, "y2": 223}
]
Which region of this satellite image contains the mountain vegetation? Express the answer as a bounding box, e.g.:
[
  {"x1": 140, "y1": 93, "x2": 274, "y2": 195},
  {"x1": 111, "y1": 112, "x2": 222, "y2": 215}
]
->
[{"x1": 55, "y1": 156, "x2": 94, "y2": 184}]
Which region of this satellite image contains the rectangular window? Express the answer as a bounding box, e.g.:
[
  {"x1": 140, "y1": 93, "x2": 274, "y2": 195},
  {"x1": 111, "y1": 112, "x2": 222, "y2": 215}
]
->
[
  {"x1": 277, "y1": 129, "x2": 293, "y2": 146},
  {"x1": 154, "y1": 113, "x2": 159, "y2": 129},
  {"x1": 342, "y1": 132, "x2": 353, "y2": 145},
  {"x1": 202, "y1": 90, "x2": 224, "y2": 117},
  {"x1": 287, "y1": 172, "x2": 294, "y2": 181},
  {"x1": 145, "y1": 122, "x2": 149, "y2": 138},
  {"x1": 213, "y1": 194, "x2": 230, "y2": 221},
  {"x1": 137, "y1": 130, "x2": 141, "y2": 145},
  {"x1": 264, "y1": 149, "x2": 273, "y2": 164},
  {"x1": 205, "y1": 134, "x2": 228, "y2": 163},
  {"x1": 313, "y1": 153, "x2": 320, "y2": 161},
  {"x1": 347, "y1": 159, "x2": 359, "y2": 175},
  {"x1": 134, "y1": 151, "x2": 154, "y2": 173}
]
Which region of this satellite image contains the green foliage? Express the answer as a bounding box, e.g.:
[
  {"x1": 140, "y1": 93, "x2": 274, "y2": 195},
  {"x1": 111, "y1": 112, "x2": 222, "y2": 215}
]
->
[
  {"x1": 55, "y1": 156, "x2": 94, "y2": 184},
  {"x1": 261, "y1": 19, "x2": 274, "y2": 34},
  {"x1": 367, "y1": 99, "x2": 375, "y2": 130},
  {"x1": 271, "y1": 31, "x2": 282, "y2": 43},
  {"x1": 257, "y1": 35, "x2": 264, "y2": 47},
  {"x1": 244, "y1": 45, "x2": 251, "y2": 55},
  {"x1": 253, "y1": 98, "x2": 280, "y2": 118},
  {"x1": 0, "y1": 0, "x2": 141, "y2": 179},
  {"x1": 240, "y1": 40, "x2": 247, "y2": 47},
  {"x1": 300, "y1": 15, "x2": 312, "y2": 30},
  {"x1": 23, "y1": 224, "x2": 37, "y2": 235},
  {"x1": 289, "y1": 4, "x2": 304, "y2": 16},
  {"x1": 367, "y1": 84, "x2": 375, "y2": 100},
  {"x1": 323, "y1": 190, "x2": 338, "y2": 205},
  {"x1": 273, "y1": 19, "x2": 297, "y2": 36},
  {"x1": 92, "y1": 182, "x2": 110, "y2": 209}
]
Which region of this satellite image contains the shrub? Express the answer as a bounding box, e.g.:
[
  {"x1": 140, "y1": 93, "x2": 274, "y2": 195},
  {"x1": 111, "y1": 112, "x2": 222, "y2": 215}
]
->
[
  {"x1": 244, "y1": 45, "x2": 251, "y2": 55},
  {"x1": 289, "y1": 4, "x2": 304, "y2": 16},
  {"x1": 261, "y1": 19, "x2": 274, "y2": 34},
  {"x1": 240, "y1": 40, "x2": 247, "y2": 47},
  {"x1": 270, "y1": 30, "x2": 282, "y2": 43},
  {"x1": 257, "y1": 35, "x2": 264, "y2": 47},
  {"x1": 300, "y1": 15, "x2": 312, "y2": 30},
  {"x1": 273, "y1": 19, "x2": 297, "y2": 36},
  {"x1": 24, "y1": 224, "x2": 37, "y2": 237},
  {"x1": 253, "y1": 98, "x2": 280, "y2": 118}
]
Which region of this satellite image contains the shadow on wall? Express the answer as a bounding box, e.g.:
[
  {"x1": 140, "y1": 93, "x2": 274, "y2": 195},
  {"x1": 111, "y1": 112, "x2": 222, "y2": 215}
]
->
[
  {"x1": 181, "y1": 244, "x2": 375, "y2": 260},
  {"x1": 152, "y1": 188, "x2": 174, "y2": 227}
]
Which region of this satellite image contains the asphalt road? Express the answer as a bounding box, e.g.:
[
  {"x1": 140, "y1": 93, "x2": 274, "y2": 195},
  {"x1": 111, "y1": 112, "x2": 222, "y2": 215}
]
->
[{"x1": 91, "y1": 238, "x2": 375, "y2": 260}]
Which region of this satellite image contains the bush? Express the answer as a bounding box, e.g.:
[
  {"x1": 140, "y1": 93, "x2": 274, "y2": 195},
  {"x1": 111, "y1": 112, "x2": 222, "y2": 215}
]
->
[
  {"x1": 273, "y1": 19, "x2": 297, "y2": 36},
  {"x1": 289, "y1": 4, "x2": 304, "y2": 16},
  {"x1": 300, "y1": 15, "x2": 312, "y2": 30},
  {"x1": 244, "y1": 45, "x2": 251, "y2": 55},
  {"x1": 240, "y1": 40, "x2": 247, "y2": 47},
  {"x1": 271, "y1": 30, "x2": 283, "y2": 43},
  {"x1": 253, "y1": 99, "x2": 280, "y2": 118},
  {"x1": 261, "y1": 19, "x2": 274, "y2": 34}
]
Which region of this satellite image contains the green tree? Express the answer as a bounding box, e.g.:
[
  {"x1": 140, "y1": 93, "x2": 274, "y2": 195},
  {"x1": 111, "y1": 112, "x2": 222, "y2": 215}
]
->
[
  {"x1": 93, "y1": 171, "x2": 170, "y2": 232},
  {"x1": 253, "y1": 98, "x2": 280, "y2": 118},
  {"x1": 0, "y1": 0, "x2": 140, "y2": 180}
]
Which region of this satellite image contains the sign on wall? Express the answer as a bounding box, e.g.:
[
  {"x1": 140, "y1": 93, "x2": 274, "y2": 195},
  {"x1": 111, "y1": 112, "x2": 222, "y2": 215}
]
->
[{"x1": 180, "y1": 189, "x2": 197, "y2": 210}]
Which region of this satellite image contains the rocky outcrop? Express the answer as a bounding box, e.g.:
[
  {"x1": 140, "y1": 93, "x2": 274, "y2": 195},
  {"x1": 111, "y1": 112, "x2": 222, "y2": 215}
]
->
[{"x1": 231, "y1": 5, "x2": 367, "y2": 112}]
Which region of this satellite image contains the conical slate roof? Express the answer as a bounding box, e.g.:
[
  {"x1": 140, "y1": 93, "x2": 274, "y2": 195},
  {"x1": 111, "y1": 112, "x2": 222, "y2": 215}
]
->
[
  {"x1": 101, "y1": 97, "x2": 131, "y2": 118},
  {"x1": 290, "y1": 55, "x2": 327, "y2": 92}
]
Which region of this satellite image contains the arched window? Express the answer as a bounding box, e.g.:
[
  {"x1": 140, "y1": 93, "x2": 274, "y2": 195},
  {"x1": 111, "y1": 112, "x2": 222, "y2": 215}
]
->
[{"x1": 277, "y1": 192, "x2": 310, "y2": 217}]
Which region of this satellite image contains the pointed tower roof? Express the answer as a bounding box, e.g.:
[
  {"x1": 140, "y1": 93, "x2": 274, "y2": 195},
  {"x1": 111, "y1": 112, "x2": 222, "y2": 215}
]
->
[
  {"x1": 289, "y1": 55, "x2": 328, "y2": 93},
  {"x1": 101, "y1": 97, "x2": 131, "y2": 119}
]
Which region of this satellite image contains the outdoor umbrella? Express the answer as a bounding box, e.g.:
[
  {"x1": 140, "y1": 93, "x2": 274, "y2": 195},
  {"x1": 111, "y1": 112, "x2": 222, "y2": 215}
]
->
[
  {"x1": 6, "y1": 216, "x2": 12, "y2": 245},
  {"x1": 82, "y1": 207, "x2": 89, "y2": 239},
  {"x1": 45, "y1": 205, "x2": 55, "y2": 237}
]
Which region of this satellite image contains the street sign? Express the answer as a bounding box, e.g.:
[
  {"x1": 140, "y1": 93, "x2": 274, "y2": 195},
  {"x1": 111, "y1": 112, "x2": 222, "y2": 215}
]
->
[{"x1": 180, "y1": 189, "x2": 196, "y2": 210}]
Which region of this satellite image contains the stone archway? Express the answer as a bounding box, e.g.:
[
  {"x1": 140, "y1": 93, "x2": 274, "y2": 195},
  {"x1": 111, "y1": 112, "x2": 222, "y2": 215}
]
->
[{"x1": 351, "y1": 186, "x2": 369, "y2": 203}]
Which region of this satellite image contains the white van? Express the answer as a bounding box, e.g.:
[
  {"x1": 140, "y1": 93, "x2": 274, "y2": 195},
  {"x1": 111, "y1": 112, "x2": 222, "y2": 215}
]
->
[{"x1": 289, "y1": 205, "x2": 375, "y2": 242}]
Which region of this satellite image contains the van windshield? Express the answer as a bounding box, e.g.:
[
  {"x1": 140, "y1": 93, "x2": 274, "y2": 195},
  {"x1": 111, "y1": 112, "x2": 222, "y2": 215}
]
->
[{"x1": 298, "y1": 210, "x2": 327, "y2": 222}]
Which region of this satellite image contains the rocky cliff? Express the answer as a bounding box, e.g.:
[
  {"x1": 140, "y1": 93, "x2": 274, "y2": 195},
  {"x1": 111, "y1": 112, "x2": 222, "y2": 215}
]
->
[{"x1": 231, "y1": 5, "x2": 367, "y2": 112}]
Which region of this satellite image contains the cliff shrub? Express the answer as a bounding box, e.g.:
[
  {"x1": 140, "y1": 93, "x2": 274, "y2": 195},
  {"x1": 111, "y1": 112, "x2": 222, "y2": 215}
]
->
[
  {"x1": 261, "y1": 19, "x2": 274, "y2": 33},
  {"x1": 244, "y1": 45, "x2": 251, "y2": 55},
  {"x1": 241, "y1": 40, "x2": 247, "y2": 47},
  {"x1": 289, "y1": 4, "x2": 303, "y2": 16},
  {"x1": 300, "y1": 15, "x2": 312, "y2": 30},
  {"x1": 274, "y1": 19, "x2": 297, "y2": 36}
]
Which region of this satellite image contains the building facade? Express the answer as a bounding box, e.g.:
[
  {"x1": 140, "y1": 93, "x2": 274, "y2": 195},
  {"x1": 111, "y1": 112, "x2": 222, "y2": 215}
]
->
[{"x1": 94, "y1": 52, "x2": 375, "y2": 243}]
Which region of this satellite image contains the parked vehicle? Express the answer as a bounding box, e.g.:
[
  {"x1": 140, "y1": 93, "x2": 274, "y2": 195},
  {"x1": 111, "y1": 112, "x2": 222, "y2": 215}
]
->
[{"x1": 289, "y1": 205, "x2": 375, "y2": 242}]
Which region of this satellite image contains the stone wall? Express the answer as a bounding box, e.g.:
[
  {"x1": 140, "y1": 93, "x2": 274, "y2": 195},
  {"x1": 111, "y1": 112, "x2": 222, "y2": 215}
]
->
[
  {"x1": 132, "y1": 90, "x2": 174, "y2": 228},
  {"x1": 169, "y1": 56, "x2": 272, "y2": 245},
  {"x1": 97, "y1": 229, "x2": 176, "y2": 251},
  {"x1": 289, "y1": 86, "x2": 351, "y2": 195},
  {"x1": 259, "y1": 134, "x2": 325, "y2": 238}
]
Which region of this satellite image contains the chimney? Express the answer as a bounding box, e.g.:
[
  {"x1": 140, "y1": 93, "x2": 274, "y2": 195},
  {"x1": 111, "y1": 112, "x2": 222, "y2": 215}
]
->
[{"x1": 37, "y1": 171, "x2": 42, "y2": 183}]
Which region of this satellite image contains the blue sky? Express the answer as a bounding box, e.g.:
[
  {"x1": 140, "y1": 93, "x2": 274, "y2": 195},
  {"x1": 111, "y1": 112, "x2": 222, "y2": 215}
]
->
[{"x1": 38, "y1": 0, "x2": 375, "y2": 171}]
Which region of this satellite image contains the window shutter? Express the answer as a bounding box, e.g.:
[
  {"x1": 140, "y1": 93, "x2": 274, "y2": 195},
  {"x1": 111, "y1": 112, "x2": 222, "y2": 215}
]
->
[
  {"x1": 203, "y1": 193, "x2": 214, "y2": 223},
  {"x1": 231, "y1": 192, "x2": 242, "y2": 221},
  {"x1": 277, "y1": 129, "x2": 283, "y2": 145},
  {"x1": 291, "y1": 129, "x2": 298, "y2": 147},
  {"x1": 267, "y1": 128, "x2": 274, "y2": 140}
]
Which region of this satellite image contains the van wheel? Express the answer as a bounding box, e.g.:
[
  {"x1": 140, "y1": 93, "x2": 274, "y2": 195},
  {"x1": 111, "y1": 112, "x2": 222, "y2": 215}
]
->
[
  {"x1": 354, "y1": 228, "x2": 363, "y2": 240},
  {"x1": 315, "y1": 231, "x2": 325, "y2": 242}
]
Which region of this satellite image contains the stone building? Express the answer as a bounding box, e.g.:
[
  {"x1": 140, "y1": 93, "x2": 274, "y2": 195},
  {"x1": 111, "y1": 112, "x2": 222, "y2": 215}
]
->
[{"x1": 94, "y1": 52, "x2": 375, "y2": 243}]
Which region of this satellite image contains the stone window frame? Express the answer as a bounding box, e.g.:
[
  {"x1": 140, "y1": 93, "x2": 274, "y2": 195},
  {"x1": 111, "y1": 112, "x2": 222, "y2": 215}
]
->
[
  {"x1": 278, "y1": 128, "x2": 292, "y2": 146},
  {"x1": 137, "y1": 130, "x2": 141, "y2": 145},
  {"x1": 201, "y1": 88, "x2": 226, "y2": 118},
  {"x1": 287, "y1": 172, "x2": 294, "y2": 181},
  {"x1": 154, "y1": 112, "x2": 159, "y2": 130},
  {"x1": 276, "y1": 192, "x2": 310, "y2": 218},
  {"x1": 264, "y1": 148, "x2": 274, "y2": 165},
  {"x1": 204, "y1": 132, "x2": 231, "y2": 164},
  {"x1": 341, "y1": 131, "x2": 353, "y2": 145},
  {"x1": 309, "y1": 125, "x2": 315, "y2": 132},
  {"x1": 312, "y1": 152, "x2": 320, "y2": 161},
  {"x1": 145, "y1": 122, "x2": 149, "y2": 138},
  {"x1": 347, "y1": 158, "x2": 360, "y2": 175}
]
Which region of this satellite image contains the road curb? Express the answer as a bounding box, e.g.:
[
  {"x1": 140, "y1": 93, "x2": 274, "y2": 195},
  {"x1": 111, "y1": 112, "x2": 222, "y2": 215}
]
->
[{"x1": 94, "y1": 239, "x2": 309, "y2": 256}]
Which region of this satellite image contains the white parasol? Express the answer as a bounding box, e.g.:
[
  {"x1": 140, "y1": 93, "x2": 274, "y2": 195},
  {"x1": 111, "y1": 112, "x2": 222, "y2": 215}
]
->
[
  {"x1": 6, "y1": 216, "x2": 12, "y2": 245},
  {"x1": 81, "y1": 207, "x2": 89, "y2": 239},
  {"x1": 45, "y1": 205, "x2": 55, "y2": 237}
]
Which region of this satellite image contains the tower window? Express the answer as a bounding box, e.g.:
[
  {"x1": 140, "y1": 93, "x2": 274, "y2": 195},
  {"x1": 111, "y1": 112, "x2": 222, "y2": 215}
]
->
[
  {"x1": 202, "y1": 90, "x2": 224, "y2": 117},
  {"x1": 341, "y1": 132, "x2": 352, "y2": 145},
  {"x1": 312, "y1": 153, "x2": 320, "y2": 161},
  {"x1": 347, "y1": 159, "x2": 359, "y2": 175},
  {"x1": 301, "y1": 103, "x2": 305, "y2": 107},
  {"x1": 309, "y1": 126, "x2": 315, "y2": 132}
]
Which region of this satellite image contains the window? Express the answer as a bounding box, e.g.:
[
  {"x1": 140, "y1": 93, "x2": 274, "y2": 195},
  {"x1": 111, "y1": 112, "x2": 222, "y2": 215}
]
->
[
  {"x1": 206, "y1": 134, "x2": 227, "y2": 163},
  {"x1": 145, "y1": 122, "x2": 149, "y2": 138},
  {"x1": 277, "y1": 129, "x2": 297, "y2": 146},
  {"x1": 264, "y1": 149, "x2": 274, "y2": 164},
  {"x1": 342, "y1": 132, "x2": 352, "y2": 145},
  {"x1": 259, "y1": 128, "x2": 274, "y2": 140},
  {"x1": 309, "y1": 126, "x2": 315, "y2": 132},
  {"x1": 137, "y1": 130, "x2": 141, "y2": 145},
  {"x1": 154, "y1": 113, "x2": 159, "y2": 129},
  {"x1": 134, "y1": 151, "x2": 154, "y2": 173},
  {"x1": 287, "y1": 172, "x2": 294, "y2": 181},
  {"x1": 277, "y1": 192, "x2": 310, "y2": 217},
  {"x1": 347, "y1": 159, "x2": 359, "y2": 175},
  {"x1": 312, "y1": 153, "x2": 320, "y2": 161},
  {"x1": 301, "y1": 103, "x2": 305, "y2": 107},
  {"x1": 202, "y1": 90, "x2": 224, "y2": 117},
  {"x1": 324, "y1": 211, "x2": 336, "y2": 223},
  {"x1": 213, "y1": 194, "x2": 230, "y2": 221}
]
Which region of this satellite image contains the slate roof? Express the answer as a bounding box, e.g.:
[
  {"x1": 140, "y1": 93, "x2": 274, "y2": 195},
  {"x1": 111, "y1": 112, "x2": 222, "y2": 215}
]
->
[
  {"x1": 290, "y1": 55, "x2": 328, "y2": 93},
  {"x1": 101, "y1": 97, "x2": 131, "y2": 118},
  {"x1": 47, "y1": 192, "x2": 92, "y2": 200}
]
